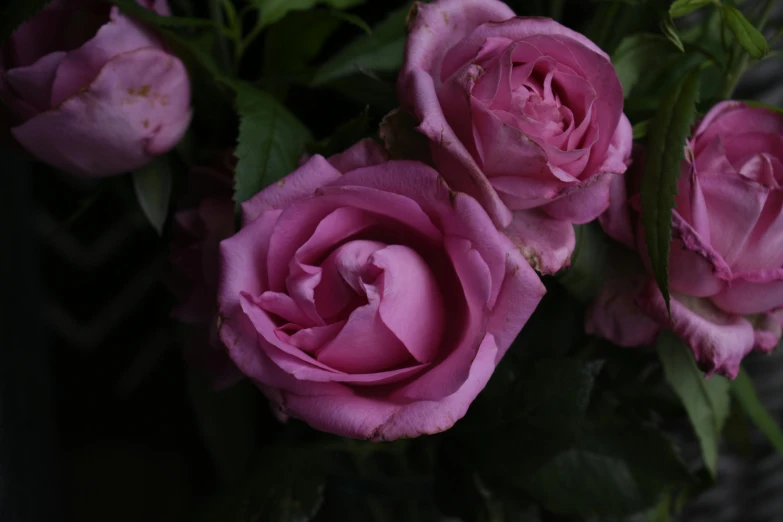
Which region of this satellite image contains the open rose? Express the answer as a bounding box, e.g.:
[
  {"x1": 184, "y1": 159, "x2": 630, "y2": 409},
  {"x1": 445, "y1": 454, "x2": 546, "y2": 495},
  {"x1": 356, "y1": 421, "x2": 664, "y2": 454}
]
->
[
  {"x1": 0, "y1": 0, "x2": 191, "y2": 177},
  {"x1": 588, "y1": 102, "x2": 783, "y2": 378},
  {"x1": 217, "y1": 140, "x2": 545, "y2": 440},
  {"x1": 398, "y1": 0, "x2": 631, "y2": 273}
]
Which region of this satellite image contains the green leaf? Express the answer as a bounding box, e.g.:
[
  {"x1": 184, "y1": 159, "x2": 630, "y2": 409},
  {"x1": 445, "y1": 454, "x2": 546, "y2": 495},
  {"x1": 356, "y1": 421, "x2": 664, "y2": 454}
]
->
[
  {"x1": 640, "y1": 67, "x2": 700, "y2": 313},
  {"x1": 721, "y1": 5, "x2": 769, "y2": 59},
  {"x1": 196, "y1": 444, "x2": 330, "y2": 522},
  {"x1": 310, "y1": 4, "x2": 408, "y2": 86},
  {"x1": 731, "y1": 367, "x2": 783, "y2": 456},
  {"x1": 187, "y1": 372, "x2": 261, "y2": 486},
  {"x1": 557, "y1": 222, "x2": 609, "y2": 303},
  {"x1": 309, "y1": 106, "x2": 371, "y2": 157},
  {"x1": 0, "y1": 0, "x2": 51, "y2": 44},
  {"x1": 519, "y1": 415, "x2": 689, "y2": 517},
  {"x1": 612, "y1": 34, "x2": 679, "y2": 97},
  {"x1": 110, "y1": 0, "x2": 221, "y2": 30},
  {"x1": 633, "y1": 119, "x2": 650, "y2": 139},
  {"x1": 255, "y1": 0, "x2": 364, "y2": 29},
  {"x1": 660, "y1": 16, "x2": 685, "y2": 52},
  {"x1": 132, "y1": 155, "x2": 173, "y2": 235},
  {"x1": 233, "y1": 83, "x2": 312, "y2": 204},
  {"x1": 471, "y1": 357, "x2": 603, "y2": 481},
  {"x1": 657, "y1": 331, "x2": 731, "y2": 476},
  {"x1": 263, "y1": 8, "x2": 344, "y2": 88},
  {"x1": 669, "y1": 0, "x2": 715, "y2": 19}
]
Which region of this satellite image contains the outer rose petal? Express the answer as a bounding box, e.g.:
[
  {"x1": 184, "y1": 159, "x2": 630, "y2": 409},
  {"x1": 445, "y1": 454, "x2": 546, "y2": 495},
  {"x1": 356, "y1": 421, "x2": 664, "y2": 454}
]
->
[
  {"x1": 12, "y1": 48, "x2": 190, "y2": 177},
  {"x1": 402, "y1": 0, "x2": 515, "y2": 88},
  {"x1": 4, "y1": 52, "x2": 66, "y2": 114},
  {"x1": 504, "y1": 209, "x2": 575, "y2": 274},
  {"x1": 262, "y1": 333, "x2": 501, "y2": 440},
  {"x1": 241, "y1": 155, "x2": 343, "y2": 224},
  {"x1": 50, "y1": 7, "x2": 163, "y2": 106},
  {"x1": 327, "y1": 137, "x2": 389, "y2": 173},
  {"x1": 710, "y1": 269, "x2": 783, "y2": 315},
  {"x1": 638, "y1": 282, "x2": 755, "y2": 378},
  {"x1": 752, "y1": 311, "x2": 783, "y2": 353}
]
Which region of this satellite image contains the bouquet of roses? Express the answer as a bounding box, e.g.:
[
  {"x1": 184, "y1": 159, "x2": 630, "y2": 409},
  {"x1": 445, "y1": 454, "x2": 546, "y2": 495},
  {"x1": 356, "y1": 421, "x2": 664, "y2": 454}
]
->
[{"x1": 3, "y1": 0, "x2": 782, "y2": 519}]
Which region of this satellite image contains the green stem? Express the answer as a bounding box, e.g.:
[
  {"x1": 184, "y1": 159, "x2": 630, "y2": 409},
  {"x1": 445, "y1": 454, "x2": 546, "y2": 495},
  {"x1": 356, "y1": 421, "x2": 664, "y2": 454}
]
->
[{"x1": 209, "y1": 0, "x2": 233, "y2": 75}]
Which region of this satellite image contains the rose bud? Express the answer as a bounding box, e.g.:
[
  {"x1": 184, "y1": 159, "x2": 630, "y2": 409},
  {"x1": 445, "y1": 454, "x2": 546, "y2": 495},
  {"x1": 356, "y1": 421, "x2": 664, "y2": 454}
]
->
[
  {"x1": 217, "y1": 140, "x2": 545, "y2": 440},
  {"x1": 0, "y1": 0, "x2": 191, "y2": 177},
  {"x1": 398, "y1": 0, "x2": 631, "y2": 273},
  {"x1": 588, "y1": 102, "x2": 783, "y2": 378}
]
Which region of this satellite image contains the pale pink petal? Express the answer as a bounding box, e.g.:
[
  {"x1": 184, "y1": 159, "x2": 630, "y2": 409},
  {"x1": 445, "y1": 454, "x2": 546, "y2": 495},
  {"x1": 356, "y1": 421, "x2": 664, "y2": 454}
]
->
[
  {"x1": 504, "y1": 209, "x2": 575, "y2": 274},
  {"x1": 4, "y1": 52, "x2": 66, "y2": 113},
  {"x1": 241, "y1": 154, "x2": 342, "y2": 225},
  {"x1": 638, "y1": 282, "x2": 755, "y2": 379},
  {"x1": 12, "y1": 47, "x2": 190, "y2": 177},
  {"x1": 710, "y1": 269, "x2": 783, "y2": 315}
]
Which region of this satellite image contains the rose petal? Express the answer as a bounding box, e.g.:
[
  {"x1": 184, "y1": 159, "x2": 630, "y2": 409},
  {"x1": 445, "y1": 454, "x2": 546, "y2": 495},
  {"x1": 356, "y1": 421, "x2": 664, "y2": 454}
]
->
[
  {"x1": 241, "y1": 154, "x2": 342, "y2": 225},
  {"x1": 4, "y1": 52, "x2": 66, "y2": 113},
  {"x1": 504, "y1": 209, "x2": 575, "y2": 274},
  {"x1": 487, "y1": 234, "x2": 546, "y2": 352},
  {"x1": 327, "y1": 137, "x2": 389, "y2": 173},
  {"x1": 710, "y1": 269, "x2": 783, "y2": 315},
  {"x1": 734, "y1": 189, "x2": 783, "y2": 272},
  {"x1": 368, "y1": 245, "x2": 445, "y2": 364},
  {"x1": 638, "y1": 282, "x2": 755, "y2": 378},
  {"x1": 50, "y1": 6, "x2": 162, "y2": 106},
  {"x1": 12, "y1": 47, "x2": 191, "y2": 177}
]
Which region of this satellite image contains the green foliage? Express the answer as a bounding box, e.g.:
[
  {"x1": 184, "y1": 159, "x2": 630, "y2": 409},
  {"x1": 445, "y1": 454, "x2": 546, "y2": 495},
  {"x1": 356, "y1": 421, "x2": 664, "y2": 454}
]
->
[
  {"x1": 721, "y1": 5, "x2": 769, "y2": 59},
  {"x1": 310, "y1": 4, "x2": 409, "y2": 86},
  {"x1": 640, "y1": 67, "x2": 700, "y2": 313},
  {"x1": 731, "y1": 367, "x2": 783, "y2": 456},
  {"x1": 253, "y1": 0, "x2": 365, "y2": 29},
  {"x1": 669, "y1": 0, "x2": 716, "y2": 19},
  {"x1": 195, "y1": 444, "x2": 330, "y2": 522},
  {"x1": 132, "y1": 154, "x2": 173, "y2": 234},
  {"x1": 233, "y1": 83, "x2": 312, "y2": 204},
  {"x1": 660, "y1": 16, "x2": 685, "y2": 52},
  {"x1": 657, "y1": 331, "x2": 731, "y2": 477},
  {"x1": 612, "y1": 34, "x2": 680, "y2": 97},
  {"x1": 309, "y1": 107, "x2": 371, "y2": 157}
]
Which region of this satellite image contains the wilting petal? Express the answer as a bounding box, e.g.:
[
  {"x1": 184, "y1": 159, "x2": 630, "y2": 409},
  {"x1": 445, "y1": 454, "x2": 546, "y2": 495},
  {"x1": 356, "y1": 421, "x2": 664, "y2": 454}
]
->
[{"x1": 504, "y1": 209, "x2": 575, "y2": 274}]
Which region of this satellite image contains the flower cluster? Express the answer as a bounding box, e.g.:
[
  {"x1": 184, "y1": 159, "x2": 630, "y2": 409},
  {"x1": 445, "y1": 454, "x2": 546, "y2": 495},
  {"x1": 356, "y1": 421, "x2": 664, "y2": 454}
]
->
[{"x1": 6, "y1": 0, "x2": 781, "y2": 445}]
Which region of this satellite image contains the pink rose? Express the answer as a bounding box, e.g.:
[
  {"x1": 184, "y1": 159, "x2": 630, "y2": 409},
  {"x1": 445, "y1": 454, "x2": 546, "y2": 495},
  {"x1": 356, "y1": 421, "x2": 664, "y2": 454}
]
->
[
  {"x1": 588, "y1": 102, "x2": 783, "y2": 378},
  {"x1": 398, "y1": 0, "x2": 632, "y2": 273},
  {"x1": 0, "y1": 0, "x2": 191, "y2": 177},
  {"x1": 167, "y1": 153, "x2": 238, "y2": 389},
  {"x1": 217, "y1": 140, "x2": 545, "y2": 440}
]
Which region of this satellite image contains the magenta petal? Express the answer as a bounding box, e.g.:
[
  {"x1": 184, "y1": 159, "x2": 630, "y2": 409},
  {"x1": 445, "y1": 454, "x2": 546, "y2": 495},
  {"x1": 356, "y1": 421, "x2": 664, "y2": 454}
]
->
[
  {"x1": 504, "y1": 209, "x2": 575, "y2": 274},
  {"x1": 699, "y1": 173, "x2": 769, "y2": 266},
  {"x1": 327, "y1": 137, "x2": 389, "y2": 173},
  {"x1": 392, "y1": 236, "x2": 492, "y2": 402},
  {"x1": 638, "y1": 282, "x2": 755, "y2": 379},
  {"x1": 256, "y1": 291, "x2": 314, "y2": 327},
  {"x1": 283, "y1": 322, "x2": 345, "y2": 354},
  {"x1": 266, "y1": 333, "x2": 500, "y2": 440},
  {"x1": 598, "y1": 167, "x2": 635, "y2": 249},
  {"x1": 710, "y1": 269, "x2": 783, "y2": 315},
  {"x1": 241, "y1": 154, "x2": 342, "y2": 224},
  {"x1": 487, "y1": 234, "x2": 546, "y2": 353},
  {"x1": 4, "y1": 51, "x2": 66, "y2": 113},
  {"x1": 401, "y1": 68, "x2": 513, "y2": 227},
  {"x1": 50, "y1": 7, "x2": 162, "y2": 106},
  {"x1": 369, "y1": 245, "x2": 445, "y2": 363},
  {"x1": 541, "y1": 171, "x2": 615, "y2": 224},
  {"x1": 13, "y1": 48, "x2": 190, "y2": 177},
  {"x1": 734, "y1": 189, "x2": 783, "y2": 272},
  {"x1": 316, "y1": 298, "x2": 413, "y2": 374},
  {"x1": 402, "y1": 0, "x2": 515, "y2": 87}
]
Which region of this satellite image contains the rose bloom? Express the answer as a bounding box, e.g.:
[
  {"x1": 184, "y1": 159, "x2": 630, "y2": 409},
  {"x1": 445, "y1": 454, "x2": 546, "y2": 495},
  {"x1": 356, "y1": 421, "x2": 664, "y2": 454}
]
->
[
  {"x1": 167, "y1": 153, "x2": 239, "y2": 389},
  {"x1": 588, "y1": 102, "x2": 783, "y2": 378},
  {"x1": 0, "y1": 0, "x2": 191, "y2": 177},
  {"x1": 398, "y1": 0, "x2": 631, "y2": 274},
  {"x1": 217, "y1": 140, "x2": 545, "y2": 440}
]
